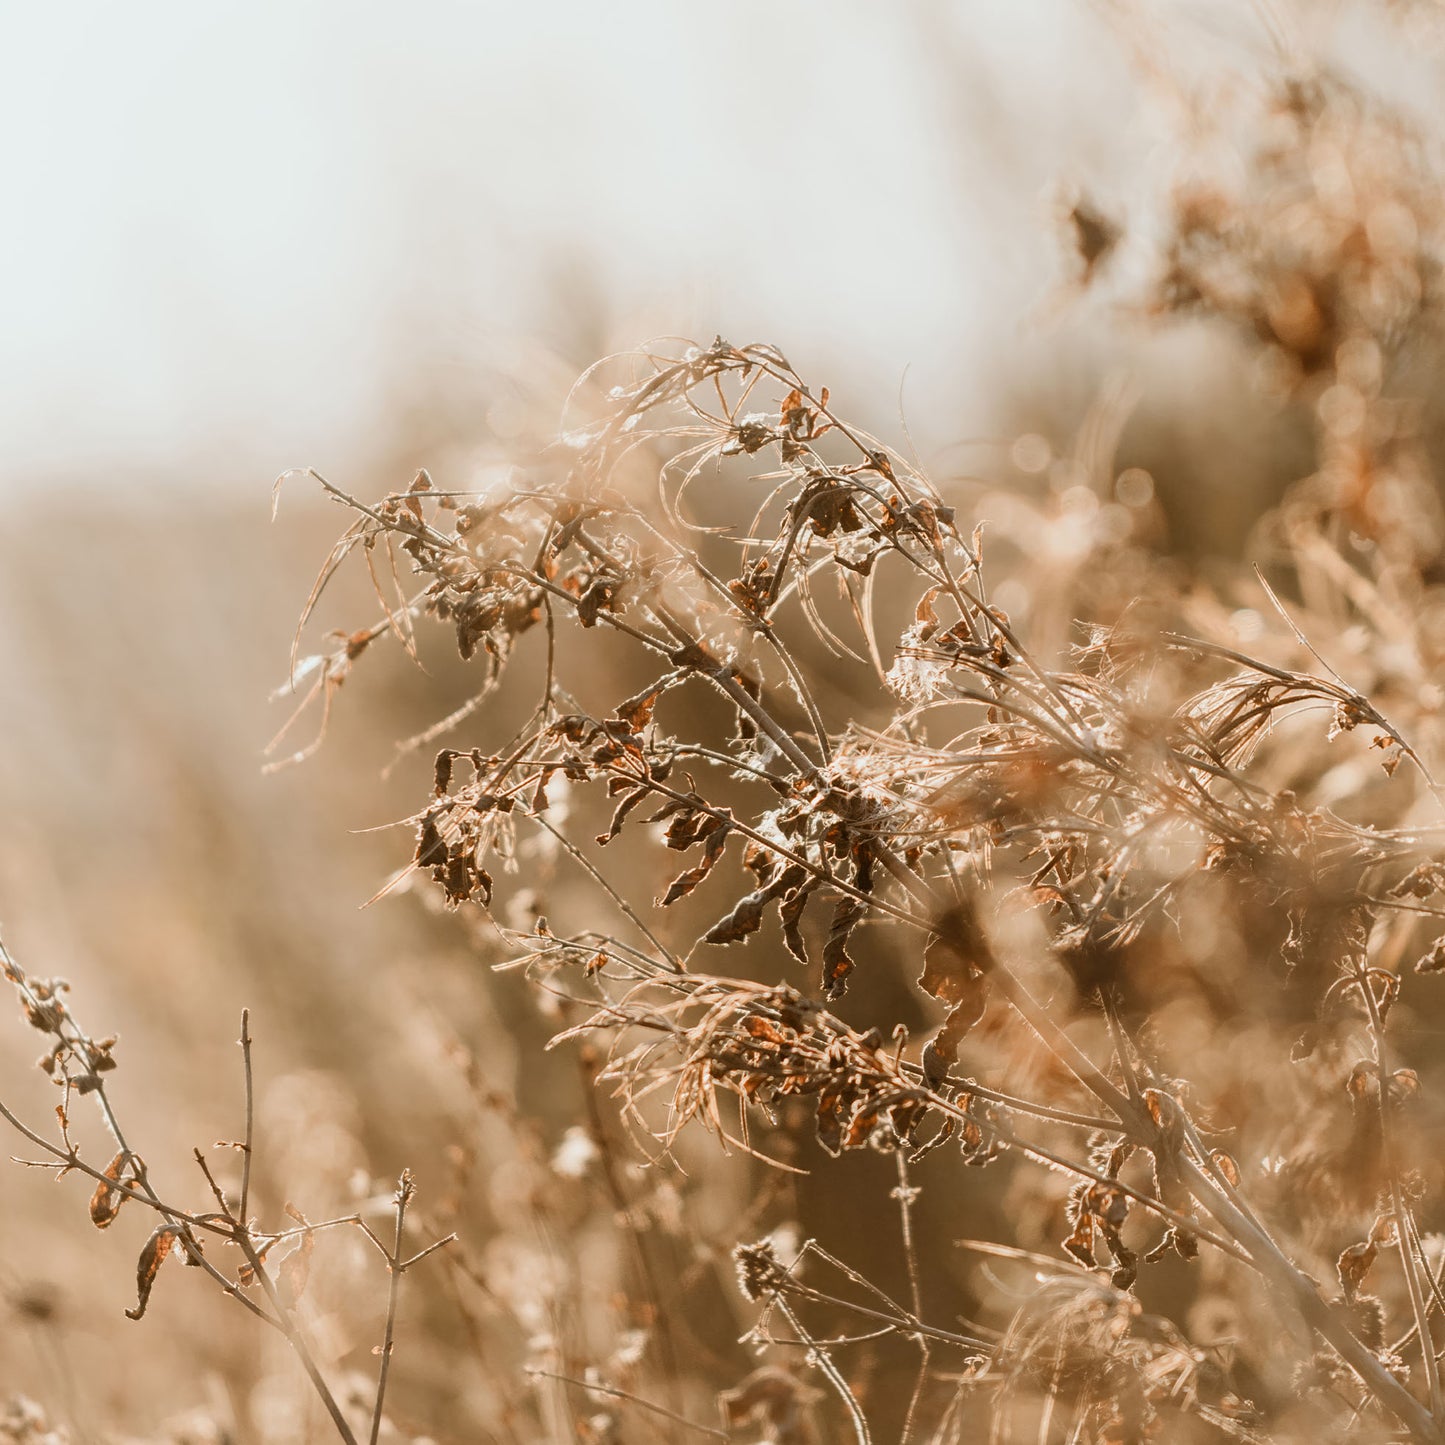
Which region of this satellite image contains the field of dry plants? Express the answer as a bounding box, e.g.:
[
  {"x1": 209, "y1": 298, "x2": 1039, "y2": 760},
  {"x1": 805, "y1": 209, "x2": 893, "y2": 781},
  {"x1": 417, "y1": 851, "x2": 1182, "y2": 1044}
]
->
[{"x1": 14, "y1": 5, "x2": 1445, "y2": 1443}]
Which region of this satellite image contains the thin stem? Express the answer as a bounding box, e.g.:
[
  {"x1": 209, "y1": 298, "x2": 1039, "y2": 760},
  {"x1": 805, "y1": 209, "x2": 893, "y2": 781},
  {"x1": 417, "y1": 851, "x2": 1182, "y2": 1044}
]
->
[
  {"x1": 238, "y1": 1009, "x2": 254, "y2": 1229},
  {"x1": 774, "y1": 1296, "x2": 872, "y2": 1445},
  {"x1": 1357, "y1": 964, "x2": 1442, "y2": 1418},
  {"x1": 369, "y1": 1171, "x2": 415, "y2": 1445},
  {"x1": 524, "y1": 1368, "x2": 727, "y2": 1441},
  {"x1": 894, "y1": 1150, "x2": 931, "y2": 1445}
]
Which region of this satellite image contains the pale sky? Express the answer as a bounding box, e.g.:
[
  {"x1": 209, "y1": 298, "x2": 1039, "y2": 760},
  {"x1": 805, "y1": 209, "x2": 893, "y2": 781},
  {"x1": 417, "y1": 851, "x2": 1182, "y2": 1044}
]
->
[
  {"x1": 13, "y1": 3, "x2": 1421, "y2": 492},
  {"x1": 1, "y1": 2, "x2": 1157, "y2": 488}
]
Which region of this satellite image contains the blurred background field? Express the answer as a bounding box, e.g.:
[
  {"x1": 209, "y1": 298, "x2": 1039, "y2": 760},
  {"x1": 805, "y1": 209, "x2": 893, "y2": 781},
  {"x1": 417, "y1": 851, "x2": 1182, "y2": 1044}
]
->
[{"x1": 7, "y1": 2, "x2": 1445, "y2": 1441}]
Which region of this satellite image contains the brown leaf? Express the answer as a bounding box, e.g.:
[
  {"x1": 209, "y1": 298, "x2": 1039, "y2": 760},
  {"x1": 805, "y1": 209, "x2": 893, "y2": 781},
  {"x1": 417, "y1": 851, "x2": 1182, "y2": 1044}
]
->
[
  {"x1": 913, "y1": 586, "x2": 942, "y2": 642},
  {"x1": 433, "y1": 749, "x2": 457, "y2": 796},
  {"x1": 780, "y1": 879, "x2": 819, "y2": 964},
  {"x1": 125, "y1": 1223, "x2": 184, "y2": 1320},
  {"x1": 414, "y1": 811, "x2": 447, "y2": 869},
  {"x1": 701, "y1": 862, "x2": 805, "y2": 944},
  {"x1": 1338, "y1": 1240, "x2": 1378, "y2": 1302},
  {"x1": 822, "y1": 896, "x2": 866, "y2": 1000},
  {"x1": 660, "y1": 815, "x2": 731, "y2": 903},
  {"x1": 703, "y1": 888, "x2": 769, "y2": 945},
  {"x1": 88, "y1": 1150, "x2": 134, "y2": 1230},
  {"x1": 1414, "y1": 936, "x2": 1445, "y2": 974},
  {"x1": 920, "y1": 901, "x2": 997, "y2": 1004},
  {"x1": 1211, "y1": 1150, "x2": 1241, "y2": 1188},
  {"x1": 932, "y1": 975, "x2": 990, "y2": 1067},
  {"x1": 816, "y1": 1084, "x2": 846, "y2": 1157},
  {"x1": 613, "y1": 683, "x2": 664, "y2": 734},
  {"x1": 597, "y1": 785, "x2": 647, "y2": 846},
  {"x1": 576, "y1": 578, "x2": 618, "y2": 628},
  {"x1": 1063, "y1": 1214, "x2": 1097, "y2": 1268}
]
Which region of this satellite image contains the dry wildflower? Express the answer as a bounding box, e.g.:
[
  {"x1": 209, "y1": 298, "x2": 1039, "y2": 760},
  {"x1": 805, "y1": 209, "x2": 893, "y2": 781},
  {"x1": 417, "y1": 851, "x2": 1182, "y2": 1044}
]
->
[
  {"x1": 16, "y1": 10, "x2": 1445, "y2": 1444},
  {"x1": 245, "y1": 271, "x2": 1445, "y2": 1437}
]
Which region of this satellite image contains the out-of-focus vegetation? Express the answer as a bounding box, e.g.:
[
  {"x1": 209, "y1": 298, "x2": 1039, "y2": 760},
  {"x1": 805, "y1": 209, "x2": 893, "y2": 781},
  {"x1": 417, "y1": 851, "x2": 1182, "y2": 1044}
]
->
[{"x1": 12, "y1": 4, "x2": 1445, "y2": 1443}]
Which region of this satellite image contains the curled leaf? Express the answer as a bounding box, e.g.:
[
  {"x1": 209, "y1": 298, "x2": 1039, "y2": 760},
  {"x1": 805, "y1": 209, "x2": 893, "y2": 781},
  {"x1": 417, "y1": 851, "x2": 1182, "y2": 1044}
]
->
[
  {"x1": 780, "y1": 878, "x2": 819, "y2": 964},
  {"x1": 660, "y1": 816, "x2": 730, "y2": 902},
  {"x1": 125, "y1": 1223, "x2": 184, "y2": 1320},
  {"x1": 822, "y1": 896, "x2": 866, "y2": 1000},
  {"x1": 1338, "y1": 1240, "x2": 1378, "y2": 1302},
  {"x1": 703, "y1": 889, "x2": 769, "y2": 945},
  {"x1": 88, "y1": 1150, "x2": 135, "y2": 1229},
  {"x1": 1210, "y1": 1150, "x2": 1241, "y2": 1189}
]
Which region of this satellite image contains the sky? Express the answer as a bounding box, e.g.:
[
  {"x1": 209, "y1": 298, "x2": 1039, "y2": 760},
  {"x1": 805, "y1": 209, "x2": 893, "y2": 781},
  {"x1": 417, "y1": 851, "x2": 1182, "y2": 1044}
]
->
[{"x1": 0, "y1": 2, "x2": 1148, "y2": 488}]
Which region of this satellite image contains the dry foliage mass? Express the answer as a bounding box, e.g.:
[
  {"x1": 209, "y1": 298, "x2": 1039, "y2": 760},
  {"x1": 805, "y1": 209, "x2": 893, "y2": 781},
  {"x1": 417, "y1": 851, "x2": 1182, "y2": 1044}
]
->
[{"x1": 13, "y1": 13, "x2": 1445, "y2": 1445}]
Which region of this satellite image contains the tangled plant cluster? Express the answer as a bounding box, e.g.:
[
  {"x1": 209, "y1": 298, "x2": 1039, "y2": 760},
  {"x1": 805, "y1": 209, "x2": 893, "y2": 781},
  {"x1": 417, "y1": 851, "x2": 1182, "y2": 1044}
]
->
[
  {"x1": 13, "y1": 22, "x2": 1445, "y2": 1445},
  {"x1": 262, "y1": 271, "x2": 1445, "y2": 1436}
]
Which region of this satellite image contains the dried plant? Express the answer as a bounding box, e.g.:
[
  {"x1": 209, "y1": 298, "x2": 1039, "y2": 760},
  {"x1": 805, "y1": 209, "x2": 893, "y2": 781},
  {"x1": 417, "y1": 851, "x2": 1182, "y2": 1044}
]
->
[
  {"x1": 0, "y1": 940, "x2": 454, "y2": 1444},
  {"x1": 257, "y1": 261, "x2": 1445, "y2": 1437},
  {"x1": 13, "y1": 9, "x2": 1445, "y2": 1445}
]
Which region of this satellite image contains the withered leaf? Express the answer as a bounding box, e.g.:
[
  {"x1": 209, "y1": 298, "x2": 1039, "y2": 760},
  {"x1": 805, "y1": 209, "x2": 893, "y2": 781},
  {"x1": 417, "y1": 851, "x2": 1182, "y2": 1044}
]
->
[
  {"x1": 703, "y1": 887, "x2": 769, "y2": 945},
  {"x1": 597, "y1": 785, "x2": 647, "y2": 846},
  {"x1": 822, "y1": 896, "x2": 866, "y2": 1000},
  {"x1": 1110, "y1": 1250, "x2": 1139, "y2": 1292},
  {"x1": 742, "y1": 1014, "x2": 788, "y2": 1044},
  {"x1": 530, "y1": 765, "x2": 560, "y2": 814},
  {"x1": 1414, "y1": 936, "x2": 1445, "y2": 974},
  {"x1": 921, "y1": 901, "x2": 997, "y2": 1004},
  {"x1": 921, "y1": 1039, "x2": 950, "y2": 1090},
  {"x1": 1210, "y1": 1150, "x2": 1241, "y2": 1189},
  {"x1": 576, "y1": 578, "x2": 618, "y2": 628},
  {"x1": 843, "y1": 1105, "x2": 881, "y2": 1151},
  {"x1": 125, "y1": 1223, "x2": 184, "y2": 1320},
  {"x1": 701, "y1": 862, "x2": 804, "y2": 944},
  {"x1": 1338, "y1": 1240, "x2": 1377, "y2": 1302},
  {"x1": 932, "y1": 975, "x2": 990, "y2": 1069},
  {"x1": 660, "y1": 816, "x2": 730, "y2": 903},
  {"x1": 816, "y1": 1084, "x2": 846, "y2": 1158},
  {"x1": 913, "y1": 586, "x2": 942, "y2": 642},
  {"x1": 662, "y1": 803, "x2": 714, "y2": 850},
  {"x1": 1063, "y1": 1215, "x2": 1096, "y2": 1268},
  {"x1": 908, "y1": 1114, "x2": 956, "y2": 1163},
  {"x1": 780, "y1": 879, "x2": 819, "y2": 964},
  {"x1": 89, "y1": 1150, "x2": 134, "y2": 1229},
  {"x1": 613, "y1": 682, "x2": 665, "y2": 734},
  {"x1": 433, "y1": 748, "x2": 457, "y2": 796},
  {"x1": 415, "y1": 812, "x2": 447, "y2": 869}
]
